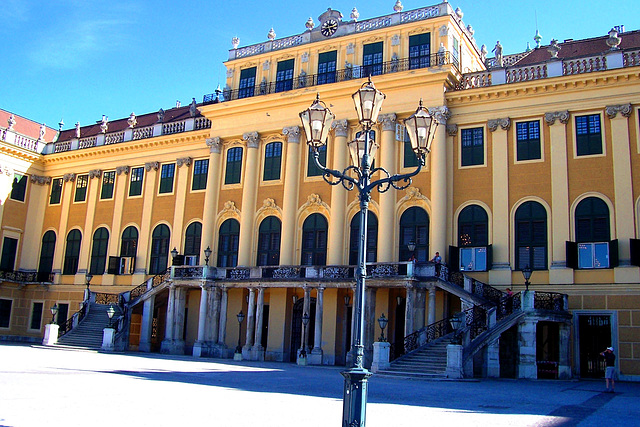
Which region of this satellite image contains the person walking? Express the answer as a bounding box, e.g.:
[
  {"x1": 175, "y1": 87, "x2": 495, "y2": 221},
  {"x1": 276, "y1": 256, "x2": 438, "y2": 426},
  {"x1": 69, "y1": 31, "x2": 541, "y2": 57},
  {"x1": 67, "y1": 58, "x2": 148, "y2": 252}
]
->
[
  {"x1": 431, "y1": 252, "x2": 442, "y2": 276},
  {"x1": 600, "y1": 346, "x2": 616, "y2": 392}
]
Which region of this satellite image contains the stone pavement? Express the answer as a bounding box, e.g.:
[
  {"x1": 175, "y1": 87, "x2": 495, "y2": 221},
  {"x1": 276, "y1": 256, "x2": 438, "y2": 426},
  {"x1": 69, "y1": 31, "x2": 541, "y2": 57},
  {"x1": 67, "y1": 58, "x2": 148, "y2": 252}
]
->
[{"x1": 0, "y1": 344, "x2": 637, "y2": 427}]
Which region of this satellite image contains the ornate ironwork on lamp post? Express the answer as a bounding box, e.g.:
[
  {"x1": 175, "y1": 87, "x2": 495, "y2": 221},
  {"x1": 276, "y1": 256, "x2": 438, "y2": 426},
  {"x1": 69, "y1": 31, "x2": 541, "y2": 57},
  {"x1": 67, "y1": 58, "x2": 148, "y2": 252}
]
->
[
  {"x1": 235, "y1": 310, "x2": 245, "y2": 354},
  {"x1": 522, "y1": 265, "x2": 532, "y2": 291},
  {"x1": 299, "y1": 77, "x2": 438, "y2": 427},
  {"x1": 300, "y1": 312, "x2": 310, "y2": 358}
]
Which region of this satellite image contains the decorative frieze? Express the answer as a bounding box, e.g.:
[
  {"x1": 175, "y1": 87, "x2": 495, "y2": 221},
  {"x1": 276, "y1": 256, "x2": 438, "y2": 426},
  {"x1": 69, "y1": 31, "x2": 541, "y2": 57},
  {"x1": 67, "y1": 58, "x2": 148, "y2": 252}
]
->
[
  {"x1": 283, "y1": 126, "x2": 301, "y2": 143},
  {"x1": 301, "y1": 193, "x2": 330, "y2": 213},
  {"x1": 177, "y1": 157, "x2": 192, "y2": 168},
  {"x1": 145, "y1": 161, "x2": 159, "y2": 172},
  {"x1": 331, "y1": 120, "x2": 349, "y2": 138},
  {"x1": 116, "y1": 166, "x2": 130, "y2": 175},
  {"x1": 30, "y1": 175, "x2": 51, "y2": 185},
  {"x1": 391, "y1": 34, "x2": 400, "y2": 46},
  {"x1": 88, "y1": 169, "x2": 102, "y2": 179},
  {"x1": 446, "y1": 124, "x2": 458, "y2": 136},
  {"x1": 399, "y1": 186, "x2": 428, "y2": 204},
  {"x1": 379, "y1": 113, "x2": 397, "y2": 131},
  {"x1": 487, "y1": 118, "x2": 511, "y2": 132},
  {"x1": 206, "y1": 137, "x2": 222, "y2": 153},
  {"x1": 605, "y1": 103, "x2": 632, "y2": 119},
  {"x1": 243, "y1": 131, "x2": 260, "y2": 149},
  {"x1": 544, "y1": 110, "x2": 570, "y2": 125},
  {"x1": 63, "y1": 173, "x2": 76, "y2": 182}
]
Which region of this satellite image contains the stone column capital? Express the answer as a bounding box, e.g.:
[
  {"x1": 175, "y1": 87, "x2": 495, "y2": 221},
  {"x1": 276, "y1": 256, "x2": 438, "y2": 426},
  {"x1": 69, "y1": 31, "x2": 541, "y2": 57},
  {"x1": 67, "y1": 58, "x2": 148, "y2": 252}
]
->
[
  {"x1": 606, "y1": 103, "x2": 632, "y2": 119},
  {"x1": 446, "y1": 124, "x2": 458, "y2": 136},
  {"x1": 283, "y1": 126, "x2": 301, "y2": 143},
  {"x1": 30, "y1": 175, "x2": 51, "y2": 185},
  {"x1": 379, "y1": 113, "x2": 397, "y2": 131},
  {"x1": 177, "y1": 157, "x2": 192, "y2": 168},
  {"x1": 63, "y1": 173, "x2": 76, "y2": 182},
  {"x1": 145, "y1": 161, "x2": 159, "y2": 172},
  {"x1": 331, "y1": 119, "x2": 349, "y2": 137},
  {"x1": 487, "y1": 118, "x2": 511, "y2": 132},
  {"x1": 88, "y1": 169, "x2": 102, "y2": 179},
  {"x1": 544, "y1": 110, "x2": 570, "y2": 126},
  {"x1": 206, "y1": 137, "x2": 222, "y2": 153},
  {"x1": 243, "y1": 131, "x2": 260, "y2": 148},
  {"x1": 428, "y1": 106, "x2": 451, "y2": 125},
  {"x1": 116, "y1": 166, "x2": 130, "y2": 175}
]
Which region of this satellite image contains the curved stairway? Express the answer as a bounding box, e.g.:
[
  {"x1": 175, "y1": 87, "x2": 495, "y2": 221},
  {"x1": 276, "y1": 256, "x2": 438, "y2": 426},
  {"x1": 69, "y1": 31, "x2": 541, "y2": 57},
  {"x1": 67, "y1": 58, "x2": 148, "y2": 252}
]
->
[{"x1": 55, "y1": 303, "x2": 122, "y2": 350}]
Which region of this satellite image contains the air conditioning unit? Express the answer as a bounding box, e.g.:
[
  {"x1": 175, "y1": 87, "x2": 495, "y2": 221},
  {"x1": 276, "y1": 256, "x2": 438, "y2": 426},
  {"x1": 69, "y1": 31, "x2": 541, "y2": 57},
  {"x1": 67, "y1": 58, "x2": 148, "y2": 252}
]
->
[
  {"x1": 184, "y1": 255, "x2": 198, "y2": 266},
  {"x1": 119, "y1": 257, "x2": 135, "y2": 275}
]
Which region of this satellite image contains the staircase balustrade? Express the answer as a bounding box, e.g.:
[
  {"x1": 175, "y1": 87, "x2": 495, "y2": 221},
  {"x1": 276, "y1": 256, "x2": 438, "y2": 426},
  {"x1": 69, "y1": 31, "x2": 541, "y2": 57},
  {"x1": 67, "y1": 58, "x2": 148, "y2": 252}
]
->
[
  {"x1": 57, "y1": 301, "x2": 87, "y2": 338},
  {"x1": 534, "y1": 291, "x2": 567, "y2": 312}
]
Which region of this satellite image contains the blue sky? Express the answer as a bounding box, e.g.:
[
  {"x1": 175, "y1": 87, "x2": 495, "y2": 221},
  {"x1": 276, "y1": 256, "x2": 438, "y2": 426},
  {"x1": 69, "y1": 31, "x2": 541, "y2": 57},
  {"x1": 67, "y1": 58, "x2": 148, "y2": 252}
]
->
[{"x1": 2, "y1": 0, "x2": 638, "y2": 130}]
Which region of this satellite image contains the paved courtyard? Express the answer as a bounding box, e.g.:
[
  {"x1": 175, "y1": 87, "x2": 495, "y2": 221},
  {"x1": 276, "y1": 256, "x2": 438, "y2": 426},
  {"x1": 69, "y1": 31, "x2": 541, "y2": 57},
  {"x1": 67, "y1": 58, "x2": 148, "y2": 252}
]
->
[{"x1": 0, "y1": 344, "x2": 638, "y2": 427}]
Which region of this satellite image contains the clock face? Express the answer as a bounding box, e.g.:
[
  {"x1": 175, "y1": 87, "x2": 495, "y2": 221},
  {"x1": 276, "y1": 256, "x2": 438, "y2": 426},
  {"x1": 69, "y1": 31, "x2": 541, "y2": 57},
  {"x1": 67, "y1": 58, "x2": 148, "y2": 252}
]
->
[{"x1": 321, "y1": 19, "x2": 338, "y2": 37}]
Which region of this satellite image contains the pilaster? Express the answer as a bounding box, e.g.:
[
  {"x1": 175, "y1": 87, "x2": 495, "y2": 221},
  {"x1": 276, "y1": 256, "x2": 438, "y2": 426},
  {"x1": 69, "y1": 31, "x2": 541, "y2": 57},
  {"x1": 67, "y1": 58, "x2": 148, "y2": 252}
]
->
[
  {"x1": 378, "y1": 114, "x2": 397, "y2": 262},
  {"x1": 19, "y1": 177, "x2": 48, "y2": 270},
  {"x1": 243, "y1": 287, "x2": 256, "y2": 359},
  {"x1": 429, "y1": 107, "x2": 450, "y2": 261},
  {"x1": 238, "y1": 132, "x2": 260, "y2": 266},
  {"x1": 251, "y1": 287, "x2": 265, "y2": 361},
  {"x1": 517, "y1": 319, "x2": 538, "y2": 379},
  {"x1": 202, "y1": 138, "x2": 223, "y2": 258},
  {"x1": 327, "y1": 120, "x2": 349, "y2": 264},
  {"x1": 136, "y1": 162, "x2": 159, "y2": 274},
  {"x1": 193, "y1": 284, "x2": 209, "y2": 358},
  {"x1": 310, "y1": 287, "x2": 324, "y2": 364},
  {"x1": 280, "y1": 126, "x2": 301, "y2": 264},
  {"x1": 77, "y1": 171, "x2": 101, "y2": 283},
  {"x1": 427, "y1": 285, "x2": 436, "y2": 325},
  {"x1": 486, "y1": 339, "x2": 500, "y2": 378},
  {"x1": 172, "y1": 157, "x2": 192, "y2": 255}
]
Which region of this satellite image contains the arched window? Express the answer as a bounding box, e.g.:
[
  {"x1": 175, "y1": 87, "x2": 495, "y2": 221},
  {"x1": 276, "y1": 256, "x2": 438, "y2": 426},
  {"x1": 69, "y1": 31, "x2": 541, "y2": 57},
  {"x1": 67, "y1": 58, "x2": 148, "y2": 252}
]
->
[
  {"x1": 399, "y1": 207, "x2": 429, "y2": 262},
  {"x1": 454, "y1": 205, "x2": 490, "y2": 272},
  {"x1": 120, "y1": 226, "x2": 138, "y2": 257},
  {"x1": 217, "y1": 219, "x2": 240, "y2": 267},
  {"x1": 257, "y1": 216, "x2": 281, "y2": 266},
  {"x1": 184, "y1": 222, "x2": 202, "y2": 265},
  {"x1": 571, "y1": 197, "x2": 614, "y2": 269},
  {"x1": 301, "y1": 214, "x2": 328, "y2": 266},
  {"x1": 515, "y1": 201, "x2": 547, "y2": 270},
  {"x1": 263, "y1": 142, "x2": 282, "y2": 181},
  {"x1": 149, "y1": 224, "x2": 170, "y2": 274},
  {"x1": 63, "y1": 229, "x2": 82, "y2": 275},
  {"x1": 89, "y1": 227, "x2": 109, "y2": 275},
  {"x1": 349, "y1": 212, "x2": 378, "y2": 265},
  {"x1": 38, "y1": 231, "x2": 56, "y2": 281}
]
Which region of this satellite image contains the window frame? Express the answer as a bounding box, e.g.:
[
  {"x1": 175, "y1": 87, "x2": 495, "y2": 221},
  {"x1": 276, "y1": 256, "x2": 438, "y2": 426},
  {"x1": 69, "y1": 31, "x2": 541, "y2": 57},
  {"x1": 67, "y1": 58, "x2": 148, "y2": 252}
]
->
[
  {"x1": 89, "y1": 227, "x2": 109, "y2": 275},
  {"x1": 363, "y1": 42, "x2": 384, "y2": 77},
  {"x1": 224, "y1": 146, "x2": 244, "y2": 185},
  {"x1": 149, "y1": 224, "x2": 170, "y2": 275},
  {"x1": 158, "y1": 163, "x2": 175, "y2": 195},
  {"x1": 317, "y1": 50, "x2": 337, "y2": 85},
  {"x1": 100, "y1": 171, "x2": 116, "y2": 200},
  {"x1": 275, "y1": 59, "x2": 295, "y2": 93},
  {"x1": 409, "y1": 32, "x2": 431, "y2": 70},
  {"x1": 459, "y1": 126, "x2": 486, "y2": 168},
  {"x1": 514, "y1": 201, "x2": 548, "y2": 271},
  {"x1": 10, "y1": 173, "x2": 27, "y2": 202},
  {"x1": 217, "y1": 219, "x2": 240, "y2": 267},
  {"x1": 74, "y1": 174, "x2": 89, "y2": 203},
  {"x1": 0, "y1": 236, "x2": 18, "y2": 272},
  {"x1": 0, "y1": 298, "x2": 12, "y2": 329},
  {"x1": 574, "y1": 113, "x2": 604, "y2": 158},
  {"x1": 515, "y1": 120, "x2": 542, "y2": 162},
  {"x1": 238, "y1": 67, "x2": 257, "y2": 99},
  {"x1": 38, "y1": 230, "x2": 56, "y2": 280},
  {"x1": 63, "y1": 229, "x2": 82, "y2": 275},
  {"x1": 28, "y1": 301, "x2": 44, "y2": 331},
  {"x1": 49, "y1": 178, "x2": 63, "y2": 205},
  {"x1": 263, "y1": 141, "x2": 283, "y2": 182},
  {"x1": 307, "y1": 145, "x2": 327, "y2": 178},
  {"x1": 257, "y1": 216, "x2": 281, "y2": 266},
  {"x1": 301, "y1": 213, "x2": 328, "y2": 266},
  {"x1": 129, "y1": 167, "x2": 144, "y2": 197},
  {"x1": 191, "y1": 159, "x2": 209, "y2": 191},
  {"x1": 399, "y1": 207, "x2": 429, "y2": 262}
]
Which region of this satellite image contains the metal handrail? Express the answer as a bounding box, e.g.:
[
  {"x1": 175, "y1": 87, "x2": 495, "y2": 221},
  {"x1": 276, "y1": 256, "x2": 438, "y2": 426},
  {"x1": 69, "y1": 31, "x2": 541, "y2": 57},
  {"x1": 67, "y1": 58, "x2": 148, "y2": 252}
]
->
[{"x1": 57, "y1": 301, "x2": 88, "y2": 338}]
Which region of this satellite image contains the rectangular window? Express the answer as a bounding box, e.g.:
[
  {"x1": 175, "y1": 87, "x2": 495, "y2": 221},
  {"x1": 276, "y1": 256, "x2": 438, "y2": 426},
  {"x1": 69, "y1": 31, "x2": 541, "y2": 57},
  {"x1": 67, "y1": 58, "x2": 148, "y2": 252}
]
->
[
  {"x1": 409, "y1": 33, "x2": 431, "y2": 69},
  {"x1": 308, "y1": 145, "x2": 326, "y2": 177},
  {"x1": 578, "y1": 242, "x2": 610, "y2": 269},
  {"x1": 275, "y1": 59, "x2": 294, "y2": 92},
  {"x1": 263, "y1": 142, "x2": 282, "y2": 181},
  {"x1": 459, "y1": 247, "x2": 487, "y2": 271},
  {"x1": 576, "y1": 114, "x2": 602, "y2": 156},
  {"x1": 129, "y1": 167, "x2": 144, "y2": 196},
  {"x1": 74, "y1": 174, "x2": 88, "y2": 202},
  {"x1": 403, "y1": 129, "x2": 419, "y2": 168},
  {"x1": 10, "y1": 173, "x2": 27, "y2": 202},
  {"x1": 452, "y1": 37, "x2": 460, "y2": 67},
  {"x1": 516, "y1": 121, "x2": 541, "y2": 161},
  {"x1": 461, "y1": 127, "x2": 484, "y2": 166},
  {"x1": 30, "y1": 302, "x2": 43, "y2": 330},
  {"x1": 318, "y1": 51, "x2": 337, "y2": 85},
  {"x1": 0, "y1": 237, "x2": 17, "y2": 272},
  {"x1": 50, "y1": 178, "x2": 63, "y2": 204},
  {"x1": 363, "y1": 42, "x2": 384, "y2": 77},
  {"x1": 225, "y1": 147, "x2": 243, "y2": 184},
  {"x1": 0, "y1": 299, "x2": 11, "y2": 328},
  {"x1": 100, "y1": 171, "x2": 115, "y2": 199},
  {"x1": 238, "y1": 67, "x2": 257, "y2": 99},
  {"x1": 159, "y1": 163, "x2": 175, "y2": 194},
  {"x1": 192, "y1": 159, "x2": 209, "y2": 190}
]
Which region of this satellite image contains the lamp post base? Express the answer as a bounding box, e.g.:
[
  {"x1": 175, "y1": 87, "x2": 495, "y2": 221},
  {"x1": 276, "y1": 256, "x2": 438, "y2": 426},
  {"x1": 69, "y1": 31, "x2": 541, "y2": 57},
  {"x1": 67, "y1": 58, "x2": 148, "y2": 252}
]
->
[{"x1": 341, "y1": 366, "x2": 372, "y2": 427}]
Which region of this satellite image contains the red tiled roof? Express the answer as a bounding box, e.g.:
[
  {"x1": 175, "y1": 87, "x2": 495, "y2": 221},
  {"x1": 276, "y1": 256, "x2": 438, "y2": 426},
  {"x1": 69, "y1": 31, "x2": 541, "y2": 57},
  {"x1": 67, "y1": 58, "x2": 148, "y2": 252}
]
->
[{"x1": 0, "y1": 109, "x2": 58, "y2": 143}]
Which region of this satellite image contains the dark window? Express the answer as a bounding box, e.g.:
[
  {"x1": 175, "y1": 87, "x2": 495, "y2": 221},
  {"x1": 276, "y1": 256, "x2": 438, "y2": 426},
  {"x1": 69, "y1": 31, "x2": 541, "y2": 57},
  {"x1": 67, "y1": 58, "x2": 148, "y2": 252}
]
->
[
  {"x1": 363, "y1": 42, "x2": 384, "y2": 77},
  {"x1": 399, "y1": 207, "x2": 429, "y2": 262},
  {"x1": 257, "y1": 216, "x2": 281, "y2": 266},
  {"x1": 101, "y1": 171, "x2": 115, "y2": 199},
  {"x1": 89, "y1": 227, "x2": 109, "y2": 275},
  {"x1": 409, "y1": 33, "x2": 431, "y2": 69},
  {"x1": 458, "y1": 205, "x2": 489, "y2": 247},
  {"x1": 129, "y1": 167, "x2": 144, "y2": 196},
  {"x1": 452, "y1": 37, "x2": 459, "y2": 67},
  {"x1": 0, "y1": 299, "x2": 11, "y2": 328},
  {"x1": 575, "y1": 197, "x2": 611, "y2": 269},
  {"x1": 461, "y1": 127, "x2": 484, "y2": 166},
  {"x1": 515, "y1": 201, "x2": 547, "y2": 270},
  {"x1": 56, "y1": 303, "x2": 68, "y2": 328},
  {"x1": 120, "y1": 226, "x2": 138, "y2": 257},
  {"x1": 217, "y1": 219, "x2": 240, "y2": 267},
  {"x1": 149, "y1": 224, "x2": 170, "y2": 274},
  {"x1": 30, "y1": 302, "x2": 43, "y2": 330},
  {"x1": 349, "y1": 212, "x2": 378, "y2": 265},
  {"x1": 0, "y1": 237, "x2": 18, "y2": 272},
  {"x1": 74, "y1": 174, "x2": 88, "y2": 202},
  {"x1": 38, "y1": 231, "x2": 56, "y2": 278},
  {"x1": 192, "y1": 159, "x2": 209, "y2": 190},
  {"x1": 184, "y1": 222, "x2": 202, "y2": 258},
  {"x1": 308, "y1": 145, "x2": 326, "y2": 177},
  {"x1": 10, "y1": 173, "x2": 27, "y2": 201},
  {"x1": 275, "y1": 59, "x2": 294, "y2": 92},
  {"x1": 225, "y1": 147, "x2": 243, "y2": 184},
  {"x1": 264, "y1": 142, "x2": 282, "y2": 181},
  {"x1": 63, "y1": 229, "x2": 82, "y2": 275},
  {"x1": 576, "y1": 114, "x2": 602, "y2": 156},
  {"x1": 516, "y1": 121, "x2": 541, "y2": 161},
  {"x1": 403, "y1": 128, "x2": 419, "y2": 168},
  {"x1": 318, "y1": 51, "x2": 337, "y2": 85},
  {"x1": 159, "y1": 163, "x2": 175, "y2": 194},
  {"x1": 238, "y1": 67, "x2": 257, "y2": 99},
  {"x1": 301, "y1": 214, "x2": 328, "y2": 266},
  {"x1": 50, "y1": 178, "x2": 63, "y2": 204}
]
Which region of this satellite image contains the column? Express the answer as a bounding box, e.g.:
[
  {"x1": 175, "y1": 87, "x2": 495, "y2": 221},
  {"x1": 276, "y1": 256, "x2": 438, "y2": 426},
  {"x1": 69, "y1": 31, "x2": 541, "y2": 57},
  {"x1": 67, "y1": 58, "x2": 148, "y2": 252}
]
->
[
  {"x1": 327, "y1": 120, "x2": 349, "y2": 264},
  {"x1": 280, "y1": 127, "x2": 301, "y2": 264},
  {"x1": 403, "y1": 284, "x2": 415, "y2": 337},
  {"x1": 252, "y1": 287, "x2": 265, "y2": 359},
  {"x1": 486, "y1": 339, "x2": 500, "y2": 378},
  {"x1": 208, "y1": 286, "x2": 220, "y2": 344},
  {"x1": 19, "y1": 177, "x2": 48, "y2": 271},
  {"x1": 302, "y1": 287, "x2": 311, "y2": 353},
  {"x1": 202, "y1": 138, "x2": 223, "y2": 258},
  {"x1": 607, "y1": 104, "x2": 637, "y2": 282},
  {"x1": 242, "y1": 287, "x2": 256, "y2": 358},
  {"x1": 488, "y1": 117, "x2": 511, "y2": 284},
  {"x1": 558, "y1": 322, "x2": 571, "y2": 379},
  {"x1": 310, "y1": 287, "x2": 324, "y2": 364},
  {"x1": 217, "y1": 287, "x2": 228, "y2": 347},
  {"x1": 172, "y1": 157, "x2": 193, "y2": 253},
  {"x1": 138, "y1": 295, "x2": 155, "y2": 352},
  {"x1": 136, "y1": 162, "x2": 159, "y2": 275},
  {"x1": 545, "y1": 111, "x2": 573, "y2": 284},
  {"x1": 446, "y1": 125, "x2": 457, "y2": 259},
  {"x1": 427, "y1": 285, "x2": 436, "y2": 325},
  {"x1": 193, "y1": 284, "x2": 209, "y2": 358},
  {"x1": 429, "y1": 107, "x2": 450, "y2": 261},
  {"x1": 160, "y1": 284, "x2": 176, "y2": 353},
  {"x1": 77, "y1": 170, "x2": 101, "y2": 282},
  {"x1": 364, "y1": 286, "x2": 377, "y2": 367},
  {"x1": 517, "y1": 319, "x2": 538, "y2": 379},
  {"x1": 237, "y1": 132, "x2": 260, "y2": 266},
  {"x1": 414, "y1": 288, "x2": 426, "y2": 331},
  {"x1": 172, "y1": 287, "x2": 187, "y2": 355},
  {"x1": 377, "y1": 114, "x2": 397, "y2": 262},
  {"x1": 104, "y1": 166, "x2": 130, "y2": 286}
]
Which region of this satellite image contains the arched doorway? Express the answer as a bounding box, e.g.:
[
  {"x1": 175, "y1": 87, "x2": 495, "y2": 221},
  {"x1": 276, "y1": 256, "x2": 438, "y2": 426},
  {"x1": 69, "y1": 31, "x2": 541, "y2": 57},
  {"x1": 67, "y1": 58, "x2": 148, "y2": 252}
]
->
[{"x1": 289, "y1": 297, "x2": 316, "y2": 362}]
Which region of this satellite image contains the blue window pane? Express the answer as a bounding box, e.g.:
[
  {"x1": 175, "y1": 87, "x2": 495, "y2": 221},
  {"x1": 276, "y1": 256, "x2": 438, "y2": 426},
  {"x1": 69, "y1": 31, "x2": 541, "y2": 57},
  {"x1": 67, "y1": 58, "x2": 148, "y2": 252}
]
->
[
  {"x1": 475, "y1": 247, "x2": 487, "y2": 271},
  {"x1": 594, "y1": 242, "x2": 609, "y2": 268},
  {"x1": 578, "y1": 243, "x2": 594, "y2": 268}
]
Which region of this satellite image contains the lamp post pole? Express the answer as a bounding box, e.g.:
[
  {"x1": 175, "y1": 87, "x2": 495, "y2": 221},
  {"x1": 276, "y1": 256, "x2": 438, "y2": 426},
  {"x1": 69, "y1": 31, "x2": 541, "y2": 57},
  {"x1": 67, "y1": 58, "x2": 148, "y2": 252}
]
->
[{"x1": 299, "y1": 77, "x2": 437, "y2": 427}]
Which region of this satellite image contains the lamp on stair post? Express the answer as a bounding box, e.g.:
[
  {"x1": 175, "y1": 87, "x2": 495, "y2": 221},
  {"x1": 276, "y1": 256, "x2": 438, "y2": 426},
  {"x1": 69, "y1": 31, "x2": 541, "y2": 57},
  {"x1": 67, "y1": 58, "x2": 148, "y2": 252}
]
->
[
  {"x1": 377, "y1": 313, "x2": 388, "y2": 342},
  {"x1": 235, "y1": 310, "x2": 245, "y2": 355},
  {"x1": 50, "y1": 303, "x2": 59, "y2": 325},
  {"x1": 522, "y1": 265, "x2": 532, "y2": 291},
  {"x1": 106, "y1": 304, "x2": 116, "y2": 328},
  {"x1": 449, "y1": 312, "x2": 464, "y2": 345},
  {"x1": 299, "y1": 77, "x2": 437, "y2": 427}
]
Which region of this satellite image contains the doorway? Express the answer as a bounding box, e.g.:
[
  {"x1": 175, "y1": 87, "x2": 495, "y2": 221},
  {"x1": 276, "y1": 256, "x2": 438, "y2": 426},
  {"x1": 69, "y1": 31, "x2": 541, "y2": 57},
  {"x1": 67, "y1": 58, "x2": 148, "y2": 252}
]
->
[
  {"x1": 289, "y1": 297, "x2": 316, "y2": 362},
  {"x1": 578, "y1": 314, "x2": 611, "y2": 378}
]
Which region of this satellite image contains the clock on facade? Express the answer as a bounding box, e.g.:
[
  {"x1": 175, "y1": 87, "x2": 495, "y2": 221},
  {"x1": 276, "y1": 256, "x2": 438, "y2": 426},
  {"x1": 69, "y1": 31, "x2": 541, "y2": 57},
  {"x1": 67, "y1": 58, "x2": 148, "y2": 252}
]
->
[{"x1": 321, "y1": 19, "x2": 339, "y2": 37}]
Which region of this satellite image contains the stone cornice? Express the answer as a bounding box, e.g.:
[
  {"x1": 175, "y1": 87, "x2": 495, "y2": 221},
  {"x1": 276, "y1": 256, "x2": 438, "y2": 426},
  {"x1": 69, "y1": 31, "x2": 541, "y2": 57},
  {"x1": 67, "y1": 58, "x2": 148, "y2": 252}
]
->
[
  {"x1": 605, "y1": 103, "x2": 632, "y2": 119},
  {"x1": 544, "y1": 110, "x2": 570, "y2": 125},
  {"x1": 487, "y1": 118, "x2": 511, "y2": 132}
]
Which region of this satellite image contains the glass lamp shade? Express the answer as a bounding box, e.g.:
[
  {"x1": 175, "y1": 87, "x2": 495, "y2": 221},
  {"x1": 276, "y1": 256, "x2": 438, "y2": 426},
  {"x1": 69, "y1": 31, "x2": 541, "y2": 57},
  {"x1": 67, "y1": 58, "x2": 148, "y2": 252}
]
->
[
  {"x1": 377, "y1": 313, "x2": 388, "y2": 331},
  {"x1": 237, "y1": 310, "x2": 245, "y2": 324},
  {"x1": 522, "y1": 265, "x2": 532, "y2": 282},
  {"x1": 50, "y1": 303, "x2": 59, "y2": 316},
  {"x1": 407, "y1": 240, "x2": 416, "y2": 252},
  {"x1": 348, "y1": 130, "x2": 379, "y2": 168},
  {"x1": 299, "y1": 93, "x2": 335, "y2": 148},
  {"x1": 403, "y1": 99, "x2": 438, "y2": 159},
  {"x1": 106, "y1": 304, "x2": 115, "y2": 319},
  {"x1": 171, "y1": 247, "x2": 178, "y2": 259},
  {"x1": 302, "y1": 312, "x2": 310, "y2": 326},
  {"x1": 352, "y1": 77, "x2": 385, "y2": 126},
  {"x1": 203, "y1": 246, "x2": 212, "y2": 260},
  {"x1": 449, "y1": 314, "x2": 463, "y2": 331}
]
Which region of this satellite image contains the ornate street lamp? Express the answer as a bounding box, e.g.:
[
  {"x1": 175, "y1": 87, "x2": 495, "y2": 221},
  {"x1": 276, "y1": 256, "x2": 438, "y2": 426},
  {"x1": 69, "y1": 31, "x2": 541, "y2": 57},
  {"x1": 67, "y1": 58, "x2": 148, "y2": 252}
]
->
[
  {"x1": 522, "y1": 265, "x2": 532, "y2": 291},
  {"x1": 203, "y1": 246, "x2": 212, "y2": 266},
  {"x1": 449, "y1": 312, "x2": 464, "y2": 344},
  {"x1": 85, "y1": 272, "x2": 93, "y2": 290},
  {"x1": 299, "y1": 77, "x2": 437, "y2": 427},
  {"x1": 171, "y1": 247, "x2": 178, "y2": 261},
  {"x1": 300, "y1": 312, "x2": 310, "y2": 358},
  {"x1": 50, "y1": 303, "x2": 59, "y2": 325},
  {"x1": 106, "y1": 304, "x2": 116, "y2": 328},
  {"x1": 377, "y1": 313, "x2": 388, "y2": 342},
  {"x1": 235, "y1": 310, "x2": 245, "y2": 354}
]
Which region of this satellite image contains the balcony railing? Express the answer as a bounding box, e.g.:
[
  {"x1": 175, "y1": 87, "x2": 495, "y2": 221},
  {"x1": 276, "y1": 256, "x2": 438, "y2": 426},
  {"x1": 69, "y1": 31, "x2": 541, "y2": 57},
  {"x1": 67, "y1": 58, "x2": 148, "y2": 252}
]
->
[
  {"x1": 0, "y1": 270, "x2": 54, "y2": 283},
  {"x1": 206, "y1": 52, "x2": 458, "y2": 104}
]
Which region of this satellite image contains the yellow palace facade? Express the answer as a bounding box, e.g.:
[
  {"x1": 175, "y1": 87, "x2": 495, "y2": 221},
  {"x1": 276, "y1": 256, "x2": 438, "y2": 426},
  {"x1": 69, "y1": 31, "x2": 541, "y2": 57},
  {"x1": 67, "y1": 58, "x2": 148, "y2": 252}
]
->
[{"x1": 1, "y1": 3, "x2": 639, "y2": 380}]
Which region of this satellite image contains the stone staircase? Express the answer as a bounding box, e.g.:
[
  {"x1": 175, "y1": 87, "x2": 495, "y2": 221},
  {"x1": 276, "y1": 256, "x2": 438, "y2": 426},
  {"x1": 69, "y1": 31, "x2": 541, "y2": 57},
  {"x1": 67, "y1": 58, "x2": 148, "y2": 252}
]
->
[
  {"x1": 376, "y1": 337, "x2": 451, "y2": 379},
  {"x1": 56, "y1": 303, "x2": 122, "y2": 350}
]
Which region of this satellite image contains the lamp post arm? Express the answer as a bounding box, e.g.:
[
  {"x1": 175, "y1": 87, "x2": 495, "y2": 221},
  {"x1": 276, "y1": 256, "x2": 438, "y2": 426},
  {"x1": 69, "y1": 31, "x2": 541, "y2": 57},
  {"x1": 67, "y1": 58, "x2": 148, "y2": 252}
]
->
[
  {"x1": 366, "y1": 155, "x2": 424, "y2": 194},
  {"x1": 311, "y1": 149, "x2": 359, "y2": 191}
]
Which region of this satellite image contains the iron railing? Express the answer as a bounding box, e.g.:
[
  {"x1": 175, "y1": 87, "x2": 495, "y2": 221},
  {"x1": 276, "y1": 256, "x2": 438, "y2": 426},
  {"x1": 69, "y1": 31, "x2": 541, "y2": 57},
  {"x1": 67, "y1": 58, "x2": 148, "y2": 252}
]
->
[
  {"x1": 0, "y1": 270, "x2": 54, "y2": 283},
  {"x1": 57, "y1": 301, "x2": 87, "y2": 338},
  {"x1": 534, "y1": 291, "x2": 566, "y2": 312}
]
